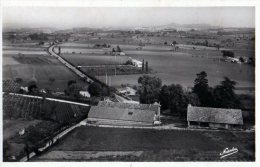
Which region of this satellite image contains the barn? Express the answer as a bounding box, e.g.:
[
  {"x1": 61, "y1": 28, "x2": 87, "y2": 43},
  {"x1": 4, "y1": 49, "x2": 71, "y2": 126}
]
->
[
  {"x1": 187, "y1": 104, "x2": 243, "y2": 130},
  {"x1": 87, "y1": 101, "x2": 160, "y2": 126}
]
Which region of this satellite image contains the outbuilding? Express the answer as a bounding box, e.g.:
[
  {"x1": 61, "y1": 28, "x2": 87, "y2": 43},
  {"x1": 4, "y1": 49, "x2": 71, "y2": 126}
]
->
[{"x1": 187, "y1": 104, "x2": 243, "y2": 130}]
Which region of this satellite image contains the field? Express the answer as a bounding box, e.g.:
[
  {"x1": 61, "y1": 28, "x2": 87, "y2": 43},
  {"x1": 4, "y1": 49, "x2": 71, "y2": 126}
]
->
[
  {"x1": 2, "y1": 43, "x2": 86, "y2": 91},
  {"x1": 79, "y1": 65, "x2": 143, "y2": 76},
  {"x1": 3, "y1": 94, "x2": 90, "y2": 123},
  {"x1": 58, "y1": 41, "x2": 255, "y2": 88},
  {"x1": 33, "y1": 126, "x2": 255, "y2": 161}
]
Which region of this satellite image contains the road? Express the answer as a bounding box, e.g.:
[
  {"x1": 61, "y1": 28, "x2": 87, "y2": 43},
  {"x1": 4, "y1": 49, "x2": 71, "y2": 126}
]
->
[
  {"x1": 48, "y1": 44, "x2": 92, "y2": 82},
  {"x1": 47, "y1": 43, "x2": 134, "y2": 103}
]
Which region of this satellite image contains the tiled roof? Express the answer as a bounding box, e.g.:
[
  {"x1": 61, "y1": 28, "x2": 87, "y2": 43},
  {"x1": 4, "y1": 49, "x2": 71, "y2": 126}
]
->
[
  {"x1": 98, "y1": 101, "x2": 159, "y2": 113},
  {"x1": 88, "y1": 101, "x2": 159, "y2": 123},
  {"x1": 88, "y1": 106, "x2": 155, "y2": 123},
  {"x1": 187, "y1": 105, "x2": 243, "y2": 125}
]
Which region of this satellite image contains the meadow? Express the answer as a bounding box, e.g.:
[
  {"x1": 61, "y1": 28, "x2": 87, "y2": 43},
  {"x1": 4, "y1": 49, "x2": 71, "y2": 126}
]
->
[{"x1": 58, "y1": 42, "x2": 254, "y2": 88}]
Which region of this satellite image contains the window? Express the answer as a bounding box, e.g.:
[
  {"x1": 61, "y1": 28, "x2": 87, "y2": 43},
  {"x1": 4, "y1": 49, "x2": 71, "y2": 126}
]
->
[
  {"x1": 128, "y1": 112, "x2": 133, "y2": 115},
  {"x1": 190, "y1": 121, "x2": 199, "y2": 126},
  {"x1": 200, "y1": 122, "x2": 209, "y2": 127}
]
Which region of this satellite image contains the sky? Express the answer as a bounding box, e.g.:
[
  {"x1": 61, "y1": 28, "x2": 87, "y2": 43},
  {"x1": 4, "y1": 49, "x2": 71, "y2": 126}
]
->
[{"x1": 2, "y1": 7, "x2": 255, "y2": 29}]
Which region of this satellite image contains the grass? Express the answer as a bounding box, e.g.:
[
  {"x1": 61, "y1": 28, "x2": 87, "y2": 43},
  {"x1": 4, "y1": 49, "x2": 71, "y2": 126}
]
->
[{"x1": 34, "y1": 126, "x2": 255, "y2": 161}]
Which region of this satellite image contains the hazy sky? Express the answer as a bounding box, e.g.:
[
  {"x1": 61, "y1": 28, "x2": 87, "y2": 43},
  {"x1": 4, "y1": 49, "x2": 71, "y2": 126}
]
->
[{"x1": 3, "y1": 7, "x2": 255, "y2": 29}]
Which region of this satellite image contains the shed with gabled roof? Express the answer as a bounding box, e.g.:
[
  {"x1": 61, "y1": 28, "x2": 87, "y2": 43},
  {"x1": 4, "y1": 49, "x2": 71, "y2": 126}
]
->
[{"x1": 187, "y1": 104, "x2": 243, "y2": 130}]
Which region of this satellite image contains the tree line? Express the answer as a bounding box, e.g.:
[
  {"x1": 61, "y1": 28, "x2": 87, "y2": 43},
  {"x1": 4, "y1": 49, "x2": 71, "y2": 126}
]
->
[{"x1": 137, "y1": 71, "x2": 242, "y2": 117}]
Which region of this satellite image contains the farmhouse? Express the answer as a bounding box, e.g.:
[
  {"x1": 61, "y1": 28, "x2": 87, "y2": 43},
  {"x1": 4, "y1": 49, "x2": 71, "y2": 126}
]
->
[
  {"x1": 87, "y1": 101, "x2": 161, "y2": 126},
  {"x1": 130, "y1": 59, "x2": 142, "y2": 68},
  {"x1": 225, "y1": 57, "x2": 241, "y2": 64},
  {"x1": 118, "y1": 86, "x2": 137, "y2": 96},
  {"x1": 187, "y1": 104, "x2": 243, "y2": 130},
  {"x1": 79, "y1": 91, "x2": 91, "y2": 98}
]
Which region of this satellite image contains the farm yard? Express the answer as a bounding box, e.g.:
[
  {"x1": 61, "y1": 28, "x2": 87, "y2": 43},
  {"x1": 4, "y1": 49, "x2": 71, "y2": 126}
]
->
[{"x1": 33, "y1": 126, "x2": 255, "y2": 161}]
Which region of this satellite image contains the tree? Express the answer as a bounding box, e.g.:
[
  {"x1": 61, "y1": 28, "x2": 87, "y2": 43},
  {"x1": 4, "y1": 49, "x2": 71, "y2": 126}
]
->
[
  {"x1": 145, "y1": 61, "x2": 148, "y2": 73},
  {"x1": 116, "y1": 45, "x2": 122, "y2": 52},
  {"x1": 67, "y1": 80, "x2": 76, "y2": 87},
  {"x1": 221, "y1": 50, "x2": 234, "y2": 58},
  {"x1": 164, "y1": 41, "x2": 168, "y2": 45},
  {"x1": 213, "y1": 77, "x2": 241, "y2": 109},
  {"x1": 167, "y1": 84, "x2": 187, "y2": 116},
  {"x1": 124, "y1": 60, "x2": 133, "y2": 66},
  {"x1": 88, "y1": 82, "x2": 103, "y2": 97},
  {"x1": 39, "y1": 41, "x2": 44, "y2": 45},
  {"x1": 67, "y1": 83, "x2": 81, "y2": 98},
  {"x1": 216, "y1": 44, "x2": 220, "y2": 50},
  {"x1": 239, "y1": 57, "x2": 245, "y2": 63},
  {"x1": 28, "y1": 80, "x2": 38, "y2": 94},
  {"x1": 15, "y1": 77, "x2": 23, "y2": 84},
  {"x1": 205, "y1": 40, "x2": 209, "y2": 47},
  {"x1": 142, "y1": 59, "x2": 145, "y2": 72},
  {"x1": 138, "y1": 75, "x2": 162, "y2": 104},
  {"x1": 159, "y1": 85, "x2": 170, "y2": 110},
  {"x1": 171, "y1": 41, "x2": 178, "y2": 51},
  {"x1": 185, "y1": 93, "x2": 200, "y2": 107},
  {"x1": 193, "y1": 71, "x2": 212, "y2": 107},
  {"x1": 65, "y1": 80, "x2": 80, "y2": 98},
  {"x1": 159, "y1": 84, "x2": 193, "y2": 117}
]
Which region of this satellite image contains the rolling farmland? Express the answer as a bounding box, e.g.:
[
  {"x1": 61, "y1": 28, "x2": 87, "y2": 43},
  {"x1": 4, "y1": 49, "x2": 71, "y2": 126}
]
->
[{"x1": 58, "y1": 42, "x2": 254, "y2": 88}]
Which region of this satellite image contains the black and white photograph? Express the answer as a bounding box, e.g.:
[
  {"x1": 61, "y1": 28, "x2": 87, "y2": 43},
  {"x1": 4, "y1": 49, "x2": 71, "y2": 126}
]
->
[{"x1": 1, "y1": 0, "x2": 258, "y2": 165}]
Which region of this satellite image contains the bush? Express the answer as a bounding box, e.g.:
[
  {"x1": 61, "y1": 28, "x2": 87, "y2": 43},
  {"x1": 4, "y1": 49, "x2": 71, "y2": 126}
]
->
[
  {"x1": 221, "y1": 50, "x2": 234, "y2": 58},
  {"x1": 88, "y1": 82, "x2": 103, "y2": 97}
]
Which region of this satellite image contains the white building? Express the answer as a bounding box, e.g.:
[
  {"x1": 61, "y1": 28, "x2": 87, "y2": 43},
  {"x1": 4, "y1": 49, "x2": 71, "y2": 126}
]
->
[
  {"x1": 131, "y1": 59, "x2": 143, "y2": 68},
  {"x1": 79, "y1": 91, "x2": 91, "y2": 98},
  {"x1": 118, "y1": 87, "x2": 137, "y2": 96},
  {"x1": 119, "y1": 52, "x2": 126, "y2": 56},
  {"x1": 225, "y1": 57, "x2": 241, "y2": 64}
]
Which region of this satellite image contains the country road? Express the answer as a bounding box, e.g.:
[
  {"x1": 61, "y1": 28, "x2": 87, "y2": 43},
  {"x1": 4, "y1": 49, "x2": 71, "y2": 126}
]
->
[
  {"x1": 47, "y1": 43, "x2": 135, "y2": 103},
  {"x1": 47, "y1": 44, "x2": 92, "y2": 82}
]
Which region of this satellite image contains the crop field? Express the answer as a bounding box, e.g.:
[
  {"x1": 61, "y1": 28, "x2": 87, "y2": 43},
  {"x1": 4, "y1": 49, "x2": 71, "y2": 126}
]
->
[
  {"x1": 3, "y1": 94, "x2": 90, "y2": 124},
  {"x1": 79, "y1": 65, "x2": 143, "y2": 76},
  {"x1": 3, "y1": 52, "x2": 84, "y2": 91},
  {"x1": 33, "y1": 126, "x2": 255, "y2": 161},
  {"x1": 62, "y1": 54, "x2": 129, "y2": 66}
]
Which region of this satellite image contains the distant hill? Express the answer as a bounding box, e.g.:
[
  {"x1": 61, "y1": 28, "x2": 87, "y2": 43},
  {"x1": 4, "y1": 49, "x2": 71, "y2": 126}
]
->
[
  {"x1": 134, "y1": 22, "x2": 221, "y2": 31},
  {"x1": 2, "y1": 27, "x2": 57, "y2": 33}
]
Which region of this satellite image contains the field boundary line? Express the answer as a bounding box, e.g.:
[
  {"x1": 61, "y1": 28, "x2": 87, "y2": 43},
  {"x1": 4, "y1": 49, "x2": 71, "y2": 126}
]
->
[
  {"x1": 20, "y1": 122, "x2": 84, "y2": 162},
  {"x1": 84, "y1": 122, "x2": 254, "y2": 133},
  {"x1": 6, "y1": 92, "x2": 90, "y2": 107}
]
